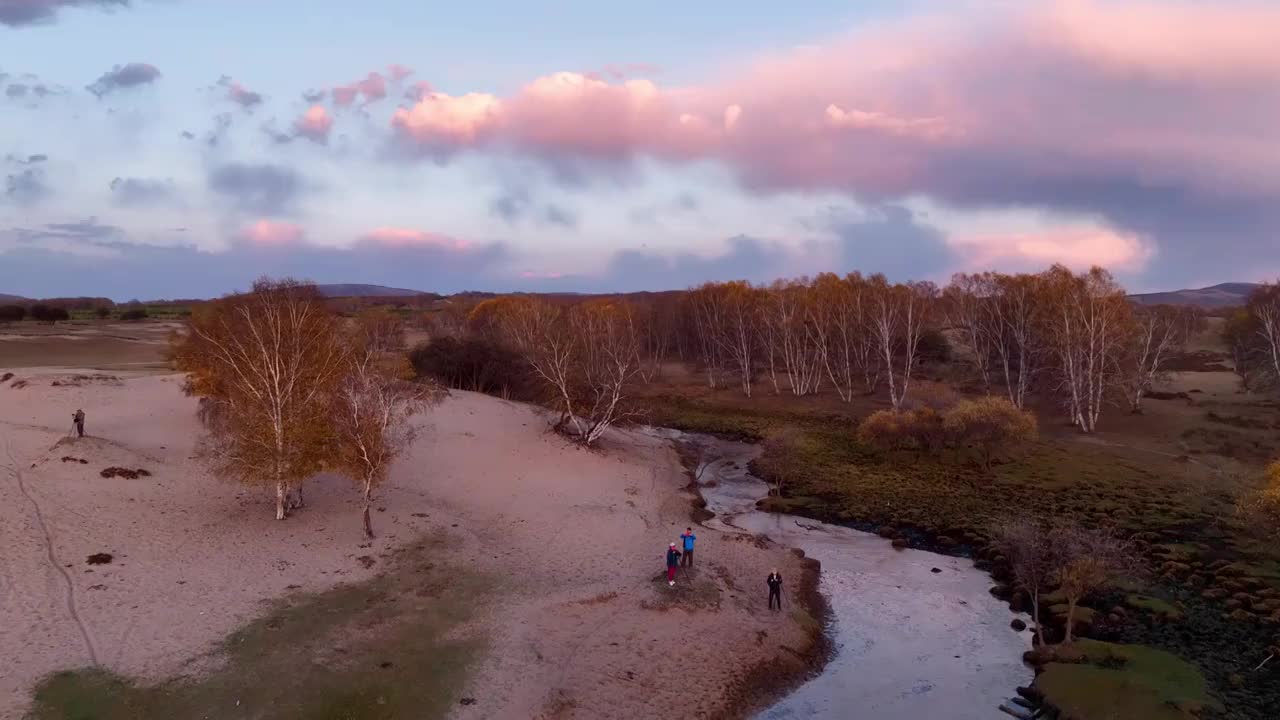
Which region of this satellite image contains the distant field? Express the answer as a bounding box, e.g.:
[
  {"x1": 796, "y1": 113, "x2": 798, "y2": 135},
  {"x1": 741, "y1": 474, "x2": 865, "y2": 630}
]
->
[{"x1": 0, "y1": 321, "x2": 177, "y2": 370}]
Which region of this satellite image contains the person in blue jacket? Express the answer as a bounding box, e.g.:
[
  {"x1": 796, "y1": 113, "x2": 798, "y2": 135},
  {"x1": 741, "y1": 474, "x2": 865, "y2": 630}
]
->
[{"x1": 680, "y1": 527, "x2": 697, "y2": 568}]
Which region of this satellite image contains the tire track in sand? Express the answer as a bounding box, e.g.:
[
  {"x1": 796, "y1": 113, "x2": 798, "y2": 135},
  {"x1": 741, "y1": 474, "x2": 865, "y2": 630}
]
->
[{"x1": 3, "y1": 439, "x2": 100, "y2": 666}]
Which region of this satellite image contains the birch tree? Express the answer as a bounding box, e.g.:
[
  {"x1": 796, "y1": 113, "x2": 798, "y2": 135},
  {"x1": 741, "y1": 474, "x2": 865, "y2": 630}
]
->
[
  {"x1": 686, "y1": 283, "x2": 727, "y2": 389},
  {"x1": 761, "y1": 279, "x2": 823, "y2": 396},
  {"x1": 172, "y1": 278, "x2": 350, "y2": 520},
  {"x1": 1044, "y1": 266, "x2": 1131, "y2": 432},
  {"x1": 944, "y1": 273, "x2": 995, "y2": 391},
  {"x1": 475, "y1": 296, "x2": 642, "y2": 445},
  {"x1": 868, "y1": 276, "x2": 936, "y2": 410},
  {"x1": 991, "y1": 517, "x2": 1056, "y2": 647},
  {"x1": 1122, "y1": 305, "x2": 1203, "y2": 413},
  {"x1": 333, "y1": 350, "x2": 439, "y2": 539},
  {"x1": 719, "y1": 281, "x2": 764, "y2": 398},
  {"x1": 986, "y1": 273, "x2": 1047, "y2": 410},
  {"x1": 571, "y1": 300, "x2": 644, "y2": 444},
  {"x1": 1250, "y1": 282, "x2": 1280, "y2": 390}
]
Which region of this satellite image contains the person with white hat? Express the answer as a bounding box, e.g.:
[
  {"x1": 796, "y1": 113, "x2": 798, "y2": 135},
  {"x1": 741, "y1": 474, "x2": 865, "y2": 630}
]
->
[{"x1": 665, "y1": 542, "x2": 683, "y2": 586}]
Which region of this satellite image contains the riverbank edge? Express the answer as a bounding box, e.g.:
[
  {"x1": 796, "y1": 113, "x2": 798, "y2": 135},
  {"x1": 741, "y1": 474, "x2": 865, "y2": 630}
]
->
[{"x1": 671, "y1": 439, "x2": 836, "y2": 720}]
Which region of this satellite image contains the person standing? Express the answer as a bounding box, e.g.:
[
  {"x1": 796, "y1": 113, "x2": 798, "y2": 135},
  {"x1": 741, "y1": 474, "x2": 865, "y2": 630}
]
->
[
  {"x1": 767, "y1": 569, "x2": 783, "y2": 610},
  {"x1": 680, "y1": 527, "x2": 697, "y2": 568},
  {"x1": 72, "y1": 409, "x2": 85, "y2": 438},
  {"x1": 666, "y1": 542, "x2": 682, "y2": 586}
]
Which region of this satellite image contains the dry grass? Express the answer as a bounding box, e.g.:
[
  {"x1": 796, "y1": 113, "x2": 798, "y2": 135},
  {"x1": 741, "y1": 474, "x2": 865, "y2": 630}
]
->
[{"x1": 0, "y1": 321, "x2": 177, "y2": 370}]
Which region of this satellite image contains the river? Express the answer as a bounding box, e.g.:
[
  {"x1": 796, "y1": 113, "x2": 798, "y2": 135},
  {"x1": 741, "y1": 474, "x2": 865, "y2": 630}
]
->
[{"x1": 648, "y1": 427, "x2": 1033, "y2": 719}]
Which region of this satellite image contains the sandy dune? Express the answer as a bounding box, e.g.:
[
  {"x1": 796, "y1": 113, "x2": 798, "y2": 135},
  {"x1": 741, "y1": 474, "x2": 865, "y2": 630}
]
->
[{"x1": 0, "y1": 369, "x2": 815, "y2": 719}]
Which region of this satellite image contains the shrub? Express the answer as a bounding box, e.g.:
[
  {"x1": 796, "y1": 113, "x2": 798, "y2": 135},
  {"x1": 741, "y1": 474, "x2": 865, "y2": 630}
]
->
[
  {"x1": 857, "y1": 408, "x2": 948, "y2": 455},
  {"x1": 0, "y1": 304, "x2": 25, "y2": 322},
  {"x1": 94, "y1": 306, "x2": 112, "y2": 319},
  {"x1": 943, "y1": 396, "x2": 1038, "y2": 470},
  {"x1": 408, "y1": 336, "x2": 532, "y2": 399},
  {"x1": 916, "y1": 327, "x2": 952, "y2": 363},
  {"x1": 119, "y1": 308, "x2": 148, "y2": 321},
  {"x1": 858, "y1": 409, "x2": 912, "y2": 452},
  {"x1": 28, "y1": 304, "x2": 70, "y2": 323}
]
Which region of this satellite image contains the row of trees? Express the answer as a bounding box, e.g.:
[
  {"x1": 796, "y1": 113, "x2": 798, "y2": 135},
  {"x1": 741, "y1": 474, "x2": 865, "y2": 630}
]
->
[
  {"x1": 678, "y1": 266, "x2": 1210, "y2": 433},
  {"x1": 171, "y1": 279, "x2": 439, "y2": 534},
  {"x1": 410, "y1": 272, "x2": 1278, "y2": 452},
  {"x1": 0, "y1": 304, "x2": 71, "y2": 323},
  {"x1": 1225, "y1": 283, "x2": 1280, "y2": 393},
  {"x1": 0, "y1": 303, "x2": 152, "y2": 323},
  {"x1": 466, "y1": 296, "x2": 643, "y2": 445}
]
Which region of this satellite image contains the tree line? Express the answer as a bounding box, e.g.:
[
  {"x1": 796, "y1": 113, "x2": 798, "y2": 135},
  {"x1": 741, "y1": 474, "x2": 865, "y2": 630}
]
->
[
  {"x1": 411, "y1": 267, "x2": 1280, "y2": 455},
  {"x1": 171, "y1": 279, "x2": 440, "y2": 534}
]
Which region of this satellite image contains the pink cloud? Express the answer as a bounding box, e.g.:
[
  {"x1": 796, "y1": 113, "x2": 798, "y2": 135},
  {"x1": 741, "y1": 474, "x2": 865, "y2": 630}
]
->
[
  {"x1": 386, "y1": 0, "x2": 1280, "y2": 207},
  {"x1": 948, "y1": 226, "x2": 1155, "y2": 274},
  {"x1": 333, "y1": 71, "x2": 388, "y2": 106},
  {"x1": 241, "y1": 220, "x2": 305, "y2": 245},
  {"x1": 332, "y1": 85, "x2": 359, "y2": 106},
  {"x1": 225, "y1": 81, "x2": 262, "y2": 109},
  {"x1": 361, "y1": 227, "x2": 470, "y2": 251},
  {"x1": 388, "y1": 64, "x2": 414, "y2": 82},
  {"x1": 520, "y1": 270, "x2": 565, "y2": 280},
  {"x1": 405, "y1": 80, "x2": 433, "y2": 101},
  {"x1": 294, "y1": 104, "x2": 333, "y2": 143}
]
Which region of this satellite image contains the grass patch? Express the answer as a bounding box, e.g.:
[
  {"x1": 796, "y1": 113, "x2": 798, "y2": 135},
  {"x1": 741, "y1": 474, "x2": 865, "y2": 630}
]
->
[
  {"x1": 641, "y1": 570, "x2": 723, "y2": 612},
  {"x1": 1126, "y1": 595, "x2": 1185, "y2": 621},
  {"x1": 28, "y1": 534, "x2": 491, "y2": 720},
  {"x1": 1036, "y1": 640, "x2": 1223, "y2": 720}
]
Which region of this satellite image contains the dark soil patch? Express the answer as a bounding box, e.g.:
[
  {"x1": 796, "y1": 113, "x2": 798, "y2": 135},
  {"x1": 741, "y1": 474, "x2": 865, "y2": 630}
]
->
[
  {"x1": 60, "y1": 456, "x2": 89, "y2": 464},
  {"x1": 0, "y1": 372, "x2": 12, "y2": 383},
  {"x1": 86, "y1": 553, "x2": 113, "y2": 565},
  {"x1": 1164, "y1": 351, "x2": 1234, "y2": 372},
  {"x1": 100, "y1": 467, "x2": 152, "y2": 479}
]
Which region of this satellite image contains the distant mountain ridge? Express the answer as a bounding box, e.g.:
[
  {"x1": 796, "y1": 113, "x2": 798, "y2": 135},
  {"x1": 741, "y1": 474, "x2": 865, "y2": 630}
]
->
[
  {"x1": 1129, "y1": 282, "x2": 1261, "y2": 309},
  {"x1": 313, "y1": 284, "x2": 430, "y2": 298},
  {"x1": 0, "y1": 293, "x2": 30, "y2": 303}
]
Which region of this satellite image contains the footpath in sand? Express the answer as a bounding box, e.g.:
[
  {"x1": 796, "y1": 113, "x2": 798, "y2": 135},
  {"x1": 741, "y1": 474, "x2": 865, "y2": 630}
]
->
[{"x1": 0, "y1": 369, "x2": 817, "y2": 719}]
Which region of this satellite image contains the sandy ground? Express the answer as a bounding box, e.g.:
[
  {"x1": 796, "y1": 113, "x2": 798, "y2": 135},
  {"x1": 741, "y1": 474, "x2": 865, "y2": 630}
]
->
[{"x1": 0, "y1": 368, "x2": 813, "y2": 719}]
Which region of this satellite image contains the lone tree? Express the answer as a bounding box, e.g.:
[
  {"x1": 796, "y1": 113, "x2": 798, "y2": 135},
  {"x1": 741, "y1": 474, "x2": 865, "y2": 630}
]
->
[
  {"x1": 943, "y1": 396, "x2": 1038, "y2": 471},
  {"x1": 171, "y1": 278, "x2": 350, "y2": 520},
  {"x1": 991, "y1": 517, "x2": 1056, "y2": 646},
  {"x1": 333, "y1": 320, "x2": 442, "y2": 539},
  {"x1": 1051, "y1": 523, "x2": 1134, "y2": 643}
]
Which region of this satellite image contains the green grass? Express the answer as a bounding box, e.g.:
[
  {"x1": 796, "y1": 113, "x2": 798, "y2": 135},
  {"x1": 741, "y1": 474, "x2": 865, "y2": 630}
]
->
[
  {"x1": 1037, "y1": 640, "x2": 1223, "y2": 720},
  {"x1": 1126, "y1": 595, "x2": 1185, "y2": 621},
  {"x1": 28, "y1": 534, "x2": 490, "y2": 720}
]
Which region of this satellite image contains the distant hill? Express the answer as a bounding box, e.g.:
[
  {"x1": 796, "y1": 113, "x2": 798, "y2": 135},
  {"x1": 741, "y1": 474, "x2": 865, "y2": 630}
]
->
[
  {"x1": 1129, "y1": 283, "x2": 1261, "y2": 309},
  {"x1": 314, "y1": 284, "x2": 430, "y2": 298},
  {"x1": 0, "y1": 293, "x2": 30, "y2": 303}
]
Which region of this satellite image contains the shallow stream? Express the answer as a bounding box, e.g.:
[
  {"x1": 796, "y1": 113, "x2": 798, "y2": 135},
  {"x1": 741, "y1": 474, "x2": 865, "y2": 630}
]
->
[{"x1": 648, "y1": 427, "x2": 1033, "y2": 719}]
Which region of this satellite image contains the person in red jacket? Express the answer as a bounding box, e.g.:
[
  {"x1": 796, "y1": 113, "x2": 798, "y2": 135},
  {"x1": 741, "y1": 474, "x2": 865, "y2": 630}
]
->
[{"x1": 665, "y1": 542, "x2": 682, "y2": 586}]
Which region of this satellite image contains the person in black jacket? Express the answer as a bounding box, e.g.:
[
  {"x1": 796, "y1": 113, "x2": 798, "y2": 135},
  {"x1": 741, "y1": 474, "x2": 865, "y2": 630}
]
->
[
  {"x1": 666, "y1": 542, "x2": 682, "y2": 586},
  {"x1": 767, "y1": 569, "x2": 783, "y2": 610},
  {"x1": 72, "y1": 409, "x2": 85, "y2": 438}
]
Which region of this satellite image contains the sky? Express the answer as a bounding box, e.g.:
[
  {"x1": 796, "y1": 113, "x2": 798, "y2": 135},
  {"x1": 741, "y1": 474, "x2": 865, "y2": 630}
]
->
[{"x1": 1, "y1": 0, "x2": 1277, "y2": 300}]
